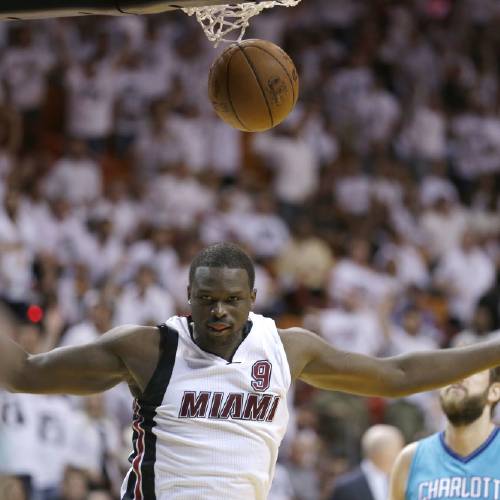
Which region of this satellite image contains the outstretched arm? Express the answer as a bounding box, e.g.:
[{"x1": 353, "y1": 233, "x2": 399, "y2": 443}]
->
[
  {"x1": 0, "y1": 325, "x2": 159, "y2": 395},
  {"x1": 279, "y1": 327, "x2": 500, "y2": 397}
]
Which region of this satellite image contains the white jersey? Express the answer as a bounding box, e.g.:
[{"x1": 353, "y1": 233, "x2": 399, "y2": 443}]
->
[
  {"x1": 0, "y1": 393, "x2": 76, "y2": 489},
  {"x1": 121, "y1": 312, "x2": 291, "y2": 500}
]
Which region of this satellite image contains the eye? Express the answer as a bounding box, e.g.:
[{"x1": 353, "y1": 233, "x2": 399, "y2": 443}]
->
[{"x1": 227, "y1": 296, "x2": 242, "y2": 302}]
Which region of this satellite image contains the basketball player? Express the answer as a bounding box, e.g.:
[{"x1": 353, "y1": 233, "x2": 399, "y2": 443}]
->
[
  {"x1": 389, "y1": 368, "x2": 500, "y2": 500},
  {"x1": 2, "y1": 242, "x2": 500, "y2": 499}
]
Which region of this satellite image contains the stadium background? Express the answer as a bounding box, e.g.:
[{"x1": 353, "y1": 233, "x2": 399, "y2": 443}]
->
[{"x1": 1, "y1": 0, "x2": 500, "y2": 498}]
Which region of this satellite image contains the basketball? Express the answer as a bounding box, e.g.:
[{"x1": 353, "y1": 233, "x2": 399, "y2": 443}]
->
[{"x1": 208, "y1": 39, "x2": 299, "y2": 132}]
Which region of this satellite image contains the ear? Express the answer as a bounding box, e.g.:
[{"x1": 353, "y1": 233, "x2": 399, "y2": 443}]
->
[
  {"x1": 488, "y1": 382, "x2": 500, "y2": 405},
  {"x1": 251, "y1": 288, "x2": 257, "y2": 305}
]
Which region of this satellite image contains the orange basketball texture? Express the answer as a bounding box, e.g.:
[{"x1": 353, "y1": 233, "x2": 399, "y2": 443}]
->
[{"x1": 208, "y1": 39, "x2": 299, "y2": 132}]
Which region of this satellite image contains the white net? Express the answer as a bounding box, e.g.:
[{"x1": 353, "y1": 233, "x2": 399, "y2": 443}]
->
[{"x1": 182, "y1": 0, "x2": 301, "y2": 46}]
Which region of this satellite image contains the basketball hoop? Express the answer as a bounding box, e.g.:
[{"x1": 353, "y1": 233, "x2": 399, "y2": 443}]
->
[{"x1": 182, "y1": 0, "x2": 301, "y2": 46}]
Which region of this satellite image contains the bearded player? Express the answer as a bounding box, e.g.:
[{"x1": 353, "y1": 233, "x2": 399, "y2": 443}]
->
[
  {"x1": 390, "y1": 368, "x2": 500, "y2": 500},
  {"x1": 3, "y1": 243, "x2": 500, "y2": 499}
]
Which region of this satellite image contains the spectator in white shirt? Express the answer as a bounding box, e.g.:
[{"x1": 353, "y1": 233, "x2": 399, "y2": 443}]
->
[
  {"x1": 252, "y1": 124, "x2": 320, "y2": 222},
  {"x1": 293, "y1": 103, "x2": 339, "y2": 167},
  {"x1": 168, "y1": 105, "x2": 209, "y2": 174},
  {"x1": 354, "y1": 82, "x2": 401, "y2": 155},
  {"x1": 170, "y1": 29, "x2": 214, "y2": 113},
  {"x1": 124, "y1": 225, "x2": 179, "y2": 289},
  {"x1": 139, "y1": 22, "x2": 176, "y2": 101},
  {"x1": 328, "y1": 238, "x2": 398, "y2": 307},
  {"x1": 59, "y1": 297, "x2": 114, "y2": 348},
  {"x1": 253, "y1": 263, "x2": 278, "y2": 314},
  {"x1": 115, "y1": 264, "x2": 175, "y2": 326},
  {"x1": 419, "y1": 163, "x2": 459, "y2": 209},
  {"x1": 306, "y1": 289, "x2": 384, "y2": 357},
  {"x1": 199, "y1": 193, "x2": 245, "y2": 246},
  {"x1": 32, "y1": 197, "x2": 93, "y2": 267},
  {"x1": 325, "y1": 63, "x2": 374, "y2": 146},
  {"x1": 44, "y1": 139, "x2": 102, "y2": 208},
  {"x1": 434, "y1": 229, "x2": 496, "y2": 325},
  {"x1": 375, "y1": 229, "x2": 430, "y2": 289},
  {"x1": 396, "y1": 102, "x2": 447, "y2": 165},
  {"x1": 163, "y1": 237, "x2": 201, "y2": 313},
  {"x1": 92, "y1": 180, "x2": 144, "y2": 242},
  {"x1": 132, "y1": 99, "x2": 184, "y2": 179},
  {"x1": 69, "y1": 394, "x2": 122, "y2": 496},
  {"x1": 234, "y1": 194, "x2": 290, "y2": 260},
  {"x1": 333, "y1": 156, "x2": 371, "y2": 216},
  {"x1": 371, "y1": 158, "x2": 405, "y2": 210},
  {"x1": 382, "y1": 305, "x2": 439, "y2": 356},
  {"x1": 203, "y1": 115, "x2": 242, "y2": 179},
  {"x1": 0, "y1": 322, "x2": 80, "y2": 499},
  {"x1": 0, "y1": 391, "x2": 79, "y2": 500},
  {"x1": 419, "y1": 196, "x2": 469, "y2": 261},
  {"x1": 83, "y1": 215, "x2": 124, "y2": 284},
  {"x1": 113, "y1": 50, "x2": 151, "y2": 157},
  {"x1": 64, "y1": 56, "x2": 117, "y2": 153},
  {"x1": 0, "y1": 190, "x2": 37, "y2": 302},
  {"x1": 57, "y1": 264, "x2": 93, "y2": 327},
  {"x1": 147, "y1": 163, "x2": 216, "y2": 230},
  {"x1": 0, "y1": 25, "x2": 55, "y2": 150},
  {"x1": 450, "y1": 111, "x2": 500, "y2": 180}
]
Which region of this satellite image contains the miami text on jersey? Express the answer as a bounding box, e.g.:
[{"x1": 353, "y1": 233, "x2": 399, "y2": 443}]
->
[{"x1": 178, "y1": 391, "x2": 281, "y2": 421}]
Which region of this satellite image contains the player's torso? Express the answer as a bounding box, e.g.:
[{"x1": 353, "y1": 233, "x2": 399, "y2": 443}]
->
[
  {"x1": 121, "y1": 312, "x2": 291, "y2": 500},
  {"x1": 406, "y1": 429, "x2": 500, "y2": 500}
]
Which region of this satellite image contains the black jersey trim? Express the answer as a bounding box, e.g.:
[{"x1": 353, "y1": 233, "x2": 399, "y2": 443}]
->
[
  {"x1": 142, "y1": 324, "x2": 179, "y2": 404},
  {"x1": 122, "y1": 325, "x2": 179, "y2": 500}
]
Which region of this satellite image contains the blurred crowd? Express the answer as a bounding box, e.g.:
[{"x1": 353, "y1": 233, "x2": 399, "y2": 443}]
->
[{"x1": 1, "y1": 0, "x2": 500, "y2": 498}]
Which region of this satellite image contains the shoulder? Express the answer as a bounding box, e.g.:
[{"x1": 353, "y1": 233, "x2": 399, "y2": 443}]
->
[
  {"x1": 278, "y1": 326, "x2": 318, "y2": 344},
  {"x1": 389, "y1": 442, "x2": 419, "y2": 500},
  {"x1": 278, "y1": 327, "x2": 322, "y2": 379},
  {"x1": 97, "y1": 324, "x2": 162, "y2": 359},
  {"x1": 100, "y1": 324, "x2": 171, "y2": 394},
  {"x1": 98, "y1": 324, "x2": 159, "y2": 344},
  {"x1": 395, "y1": 441, "x2": 419, "y2": 470},
  {"x1": 392, "y1": 442, "x2": 419, "y2": 483}
]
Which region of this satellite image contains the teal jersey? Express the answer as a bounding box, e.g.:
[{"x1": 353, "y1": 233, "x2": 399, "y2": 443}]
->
[{"x1": 406, "y1": 428, "x2": 500, "y2": 500}]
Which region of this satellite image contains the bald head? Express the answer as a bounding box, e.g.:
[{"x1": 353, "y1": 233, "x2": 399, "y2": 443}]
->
[{"x1": 361, "y1": 424, "x2": 405, "y2": 474}]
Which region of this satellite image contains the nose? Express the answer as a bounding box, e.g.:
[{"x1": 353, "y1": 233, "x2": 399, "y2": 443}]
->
[{"x1": 211, "y1": 301, "x2": 227, "y2": 318}]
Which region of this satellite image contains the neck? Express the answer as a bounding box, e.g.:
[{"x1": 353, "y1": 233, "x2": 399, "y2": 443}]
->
[{"x1": 444, "y1": 409, "x2": 495, "y2": 457}]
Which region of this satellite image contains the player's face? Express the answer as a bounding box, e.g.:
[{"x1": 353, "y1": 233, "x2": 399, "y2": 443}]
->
[
  {"x1": 439, "y1": 370, "x2": 500, "y2": 426},
  {"x1": 188, "y1": 267, "x2": 256, "y2": 345}
]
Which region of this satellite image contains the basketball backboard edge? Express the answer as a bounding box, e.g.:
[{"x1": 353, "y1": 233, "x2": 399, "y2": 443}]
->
[{"x1": 0, "y1": 0, "x2": 252, "y2": 20}]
